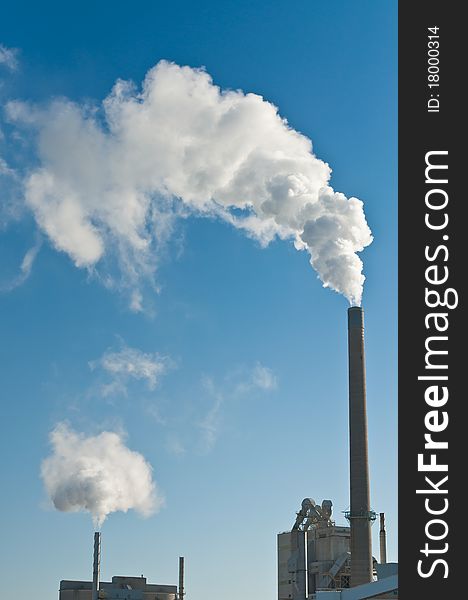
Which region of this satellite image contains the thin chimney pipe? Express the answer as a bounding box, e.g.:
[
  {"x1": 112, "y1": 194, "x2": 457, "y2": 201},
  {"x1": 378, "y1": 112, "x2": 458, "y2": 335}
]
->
[
  {"x1": 347, "y1": 307, "x2": 373, "y2": 587},
  {"x1": 380, "y1": 513, "x2": 387, "y2": 564},
  {"x1": 92, "y1": 531, "x2": 101, "y2": 600},
  {"x1": 178, "y1": 556, "x2": 185, "y2": 600}
]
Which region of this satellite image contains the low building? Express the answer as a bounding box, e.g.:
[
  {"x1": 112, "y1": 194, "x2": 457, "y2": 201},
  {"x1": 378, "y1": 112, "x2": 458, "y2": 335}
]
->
[{"x1": 59, "y1": 576, "x2": 177, "y2": 600}]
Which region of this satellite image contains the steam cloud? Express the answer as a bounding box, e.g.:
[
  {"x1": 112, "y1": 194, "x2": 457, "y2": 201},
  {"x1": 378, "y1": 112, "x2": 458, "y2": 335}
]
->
[
  {"x1": 41, "y1": 424, "x2": 163, "y2": 527},
  {"x1": 8, "y1": 60, "x2": 372, "y2": 304}
]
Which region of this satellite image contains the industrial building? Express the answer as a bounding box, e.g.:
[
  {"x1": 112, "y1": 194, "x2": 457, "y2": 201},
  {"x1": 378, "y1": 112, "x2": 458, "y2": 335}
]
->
[
  {"x1": 60, "y1": 532, "x2": 184, "y2": 600},
  {"x1": 277, "y1": 501, "x2": 398, "y2": 599},
  {"x1": 59, "y1": 307, "x2": 397, "y2": 600},
  {"x1": 278, "y1": 499, "x2": 352, "y2": 598},
  {"x1": 59, "y1": 577, "x2": 178, "y2": 600},
  {"x1": 277, "y1": 308, "x2": 398, "y2": 600}
]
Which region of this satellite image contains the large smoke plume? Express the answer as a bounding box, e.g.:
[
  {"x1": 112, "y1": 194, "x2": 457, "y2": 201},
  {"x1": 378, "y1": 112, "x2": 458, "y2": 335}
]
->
[
  {"x1": 8, "y1": 60, "x2": 372, "y2": 304},
  {"x1": 41, "y1": 423, "x2": 162, "y2": 527}
]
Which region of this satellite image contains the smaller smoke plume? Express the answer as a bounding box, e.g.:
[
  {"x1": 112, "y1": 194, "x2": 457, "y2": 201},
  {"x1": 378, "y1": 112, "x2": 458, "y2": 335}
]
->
[{"x1": 41, "y1": 423, "x2": 163, "y2": 527}]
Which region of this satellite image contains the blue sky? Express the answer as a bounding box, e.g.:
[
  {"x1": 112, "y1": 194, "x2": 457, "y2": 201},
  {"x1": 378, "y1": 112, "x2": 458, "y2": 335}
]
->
[{"x1": 0, "y1": 2, "x2": 397, "y2": 599}]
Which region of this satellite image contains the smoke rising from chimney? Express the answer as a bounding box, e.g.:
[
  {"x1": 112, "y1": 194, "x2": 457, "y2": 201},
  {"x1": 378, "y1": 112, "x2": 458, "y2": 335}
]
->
[
  {"x1": 7, "y1": 61, "x2": 372, "y2": 305},
  {"x1": 41, "y1": 423, "x2": 163, "y2": 527}
]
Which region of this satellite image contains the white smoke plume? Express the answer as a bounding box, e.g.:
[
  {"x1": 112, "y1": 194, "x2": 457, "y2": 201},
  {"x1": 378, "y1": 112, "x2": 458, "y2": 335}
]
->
[
  {"x1": 7, "y1": 60, "x2": 372, "y2": 304},
  {"x1": 41, "y1": 423, "x2": 163, "y2": 527}
]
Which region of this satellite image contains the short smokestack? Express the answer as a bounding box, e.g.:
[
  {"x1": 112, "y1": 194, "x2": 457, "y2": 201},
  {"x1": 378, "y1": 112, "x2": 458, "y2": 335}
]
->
[
  {"x1": 92, "y1": 531, "x2": 101, "y2": 600},
  {"x1": 379, "y1": 513, "x2": 387, "y2": 564},
  {"x1": 347, "y1": 307, "x2": 373, "y2": 586},
  {"x1": 178, "y1": 556, "x2": 185, "y2": 600}
]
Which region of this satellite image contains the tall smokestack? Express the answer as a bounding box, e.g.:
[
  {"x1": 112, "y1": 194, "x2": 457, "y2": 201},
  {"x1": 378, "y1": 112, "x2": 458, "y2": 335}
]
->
[
  {"x1": 347, "y1": 307, "x2": 373, "y2": 586},
  {"x1": 379, "y1": 513, "x2": 387, "y2": 564},
  {"x1": 178, "y1": 556, "x2": 185, "y2": 600},
  {"x1": 92, "y1": 531, "x2": 101, "y2": 600}
]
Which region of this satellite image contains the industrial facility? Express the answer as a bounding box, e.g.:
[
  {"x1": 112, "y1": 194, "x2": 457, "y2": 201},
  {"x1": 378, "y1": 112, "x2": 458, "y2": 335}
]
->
[
  {"x1": 277, "y1": 308, "x2": 398, "y2": 600},
  {"x1": 59, "y1": 577, "x2": 178, "y2": 600},
  {"x1": 58, "y1": 307, "x2": 397, "y2": 600},
  {"x1": 59, "y1": 532, "x2": 184, "y2": 600}
]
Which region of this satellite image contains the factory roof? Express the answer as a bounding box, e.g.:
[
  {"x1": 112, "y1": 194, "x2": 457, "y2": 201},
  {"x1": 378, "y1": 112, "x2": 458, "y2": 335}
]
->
[{"x1": 60, "y1": 577, "x2": 177, "y2": 593}]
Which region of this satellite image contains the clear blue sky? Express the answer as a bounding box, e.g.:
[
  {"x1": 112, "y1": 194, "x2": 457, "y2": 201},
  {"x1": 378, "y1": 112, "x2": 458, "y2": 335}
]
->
[{"x1": 0, "y1": 2, "x2": 397, "y2": 599}]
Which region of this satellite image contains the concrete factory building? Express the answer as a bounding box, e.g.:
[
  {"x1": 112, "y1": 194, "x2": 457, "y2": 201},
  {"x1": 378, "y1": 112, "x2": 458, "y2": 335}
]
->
[
  {"x1": 59, "y1": 533, "x2": 184, "y2": 600},
  {"x1": 59, "y1": 577, "x2": 177, "y2": 600},
  {"x1": 278, "y1": 499, "x2": 353, "y2": 597},
  {"x1": 277, "y1": 502, "x2": 398, "y2": 599}
]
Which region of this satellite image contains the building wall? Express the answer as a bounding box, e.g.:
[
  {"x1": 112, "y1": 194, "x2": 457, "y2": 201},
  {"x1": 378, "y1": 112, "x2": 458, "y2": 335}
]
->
[
  {"x1": 60, "y1": 591, "x2": 91, "y2": 600},
  {"x1": 278, "y1": 529, "x2": 307, "y2": 600},
  {"x1": 59, "y1": 578, "x2": 177, "y2": 600},
  {"x1": 309, "y1": 527, "x2": 350, "y2": 563},
  {"x1": 60, "y1": 592, "x2": 176, "y2": 600},
  {"x1": 277, "y1": 532, "x2": 296, "y2": 600}
]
